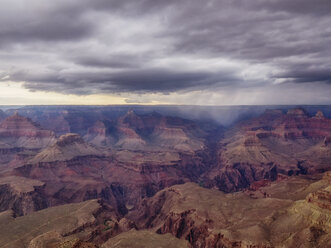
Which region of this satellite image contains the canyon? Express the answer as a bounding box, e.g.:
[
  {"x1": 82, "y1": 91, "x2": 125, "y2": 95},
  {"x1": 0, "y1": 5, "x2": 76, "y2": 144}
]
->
[{"x1": 0, "y1": 106, "x2": 330, "y2": 247}]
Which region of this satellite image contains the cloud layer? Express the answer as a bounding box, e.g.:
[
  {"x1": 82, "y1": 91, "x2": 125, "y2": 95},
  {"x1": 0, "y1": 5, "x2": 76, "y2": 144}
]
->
[{"x1": 0, "y1": 0, "x2": 330, "y2": 104}]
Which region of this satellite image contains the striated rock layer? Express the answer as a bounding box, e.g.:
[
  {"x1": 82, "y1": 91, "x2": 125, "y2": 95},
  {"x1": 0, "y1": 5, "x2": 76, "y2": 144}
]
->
[
  {"x1": 0, "y1": 107, "x2": 330, "y2": 247},
  {"x1": 0, "y1": 113, "x2": 55, "y2": 149},
  {"x1": 0, "y1": 111, "x2": 217, "y2": 216},
  {"x1": 128, "y1": 173, "x2": 331, "y2": 248},
  {"x1": 205, "y1": 108, "x2": 331, "y2": 192},
  {"x1": 0, "y1": 176, "x2": 46, "y2": 216},
  {"x1": 0, "y1": 174, "x2": 329, "y2": 247}
]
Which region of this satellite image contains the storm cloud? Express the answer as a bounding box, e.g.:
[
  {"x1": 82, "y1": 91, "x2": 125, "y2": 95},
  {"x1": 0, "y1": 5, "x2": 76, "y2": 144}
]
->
[{"x1": 0, "y1": 0, "x2": 330, "y2": 104}]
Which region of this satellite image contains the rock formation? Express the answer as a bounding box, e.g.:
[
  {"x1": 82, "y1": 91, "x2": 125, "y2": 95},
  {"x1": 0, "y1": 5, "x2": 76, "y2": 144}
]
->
[
  {"x1": 128, "y1": 173, "x2": 331, "y2": 247},
  {"x1": 205, "y1": 108, "x2": 331, "y2": 192},
  {"x1": 84, "y1": 120, "x2": 114, "y2": 147},
  {"x1": 0, "y1": 176, "x2": 46, "y2": 216},
  {"x1": 0, "y1": 113, "x2": 55, "y2": 149},
  {"x1": 0, "y1": 107, "x2": 330, "y2": 247},
  {"x1": 29, "y1": 133, "x2": 102, "y2": 163}
]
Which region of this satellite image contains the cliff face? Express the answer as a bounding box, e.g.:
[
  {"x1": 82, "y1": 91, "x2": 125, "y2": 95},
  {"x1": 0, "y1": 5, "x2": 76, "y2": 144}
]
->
[
  {"x1": 0, "y1": 176, "x2": 47, "y2": 216},
  {"x1": 0, "y1": 173, "x2": 329, "y2": 248},
  {"x1": 0, "y1": 110, "x2": 6, "y2": 122},
  {"x1": 0, "y1": 111, "x2": 215, "y2": 218},
  {"x1": 0, "y1": 200, "x2": 119, "y2": 248},
  {"x1": 29, "y1": 133, "x2": 103, "y2": 163},
  {"x1": 1, "y1": 108, "x2": 330, "y2": 217},
  {"x1": 306, "y1": 172, "x2": 331, "y2": 210},
  {"x1": 0, "y1": 113, "x2": 55, "y2": 150},
  {"x1": 84, "y1": 120, "x2": 114, "y2": 147},
  {"x1": 32, "y1": 112, "x2": 71, "y2": 135},
  {"x1": 0, "y1": 107, "x2": 330, "y2": 247},
  {"x1": 13, "y1": 151, "x2": 204, "y2": 216},
  {"x1": 0, "y1": 114, "x2": 56, "y2": 166},
  {"x1": 84, "y1": 110, "x2": 208, "y2": 153},
  {"x1": 128, "y1": 173, "x2": 331, "y2": 248},
  {"x1": 205, "y1": 109, "x2": 331, "y2": 192}
]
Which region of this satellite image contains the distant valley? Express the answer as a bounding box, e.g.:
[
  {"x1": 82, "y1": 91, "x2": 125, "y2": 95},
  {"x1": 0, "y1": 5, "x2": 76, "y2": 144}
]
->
[{"x1": 0, "y1": 105, "x2": 330, "y2": 248}]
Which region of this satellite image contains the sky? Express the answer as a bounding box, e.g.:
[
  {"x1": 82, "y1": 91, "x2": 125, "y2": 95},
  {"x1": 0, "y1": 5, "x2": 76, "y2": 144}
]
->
[{"x1": 0, "y1": 0, "x2": 330, "y2": 105}]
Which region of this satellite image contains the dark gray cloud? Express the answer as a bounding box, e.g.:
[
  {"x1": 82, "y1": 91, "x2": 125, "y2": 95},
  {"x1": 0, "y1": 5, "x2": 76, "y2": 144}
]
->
[
  {"x1": 4, "y1": 67, "x2": 240, "y2": 94},
  {"x1": 0, "y1": 2, "x2": 94, "y2": 47},
  {"x1": 0, "y1": 0, "x2": 330, "y2": 103},
  {"x1": 273, "y1": 67, "x2": 331, "y2": 84},
  {"x1": 0, "y1": 18, "x2": 92, "y2": 45},
  {"x1": 164, "y1": 1, "x2": 331, "y2": 61},
  {"x1": 71, "y1": 54, "x2": 144, "y2": 69},
  {"x1": 255, "y1": 0, "x2": 331, "y2": 16}
]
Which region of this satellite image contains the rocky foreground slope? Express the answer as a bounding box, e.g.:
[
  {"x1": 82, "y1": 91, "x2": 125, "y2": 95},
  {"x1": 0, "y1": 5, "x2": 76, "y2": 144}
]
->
[
  {"x1": 0, "y1": 172, "x2": 329, "y2": 247},
  {"x1": 128, "y1": 173, "x2": 331, "y2": 247}
]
